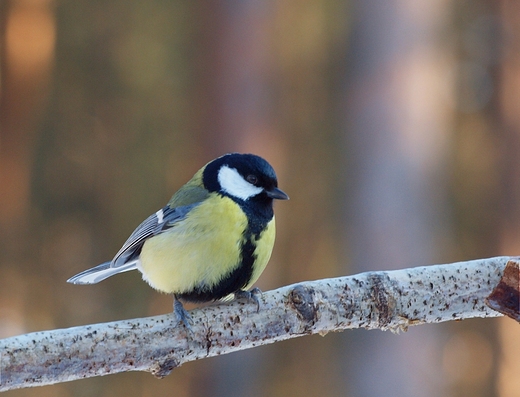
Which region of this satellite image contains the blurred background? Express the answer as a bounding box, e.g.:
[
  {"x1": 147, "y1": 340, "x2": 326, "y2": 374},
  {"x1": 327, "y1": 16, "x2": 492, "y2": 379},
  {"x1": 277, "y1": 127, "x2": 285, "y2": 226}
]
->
[{"x1": 1, "y1": 0, "x2": 519, "y2": 396}]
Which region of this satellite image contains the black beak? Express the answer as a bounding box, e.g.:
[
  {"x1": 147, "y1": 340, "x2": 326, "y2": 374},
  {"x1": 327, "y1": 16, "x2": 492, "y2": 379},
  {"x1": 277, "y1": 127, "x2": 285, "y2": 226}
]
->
[{"x1": 266, "y1": 187, "x2": 289, "y2": 200}]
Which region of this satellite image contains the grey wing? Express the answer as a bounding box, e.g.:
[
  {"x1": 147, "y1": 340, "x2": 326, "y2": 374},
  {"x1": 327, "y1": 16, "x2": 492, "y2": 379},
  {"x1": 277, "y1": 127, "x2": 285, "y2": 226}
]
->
[
  {"x1": 67, "y1": 203, "x2": 197, "y2": 285},
  {"x1": 111, "y1": 203, "x2": 198, "y2": 267}
]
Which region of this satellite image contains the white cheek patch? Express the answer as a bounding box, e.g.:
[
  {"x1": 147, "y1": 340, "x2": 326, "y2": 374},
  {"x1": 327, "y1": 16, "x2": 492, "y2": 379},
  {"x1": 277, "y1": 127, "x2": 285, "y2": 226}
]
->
[{"x1": 218, "y1": 165, "x2": 263, "y2": 200}]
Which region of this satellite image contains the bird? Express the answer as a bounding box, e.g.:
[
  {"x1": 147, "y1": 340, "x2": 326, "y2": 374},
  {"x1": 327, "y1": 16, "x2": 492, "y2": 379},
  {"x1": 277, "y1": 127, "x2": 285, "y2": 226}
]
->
[{"x1": 67, "y1": 153, "x2": 289, "y2": 326}]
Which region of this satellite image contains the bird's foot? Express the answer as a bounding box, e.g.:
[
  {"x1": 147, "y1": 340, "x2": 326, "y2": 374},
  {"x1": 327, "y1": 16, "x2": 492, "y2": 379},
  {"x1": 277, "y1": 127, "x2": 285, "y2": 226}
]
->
[
  {"x1": 234, "y1": 288, "x2": 262, "y2": 312},
  {"x1": 173, "y1": 297, "x2": 193, "y2": 331}
]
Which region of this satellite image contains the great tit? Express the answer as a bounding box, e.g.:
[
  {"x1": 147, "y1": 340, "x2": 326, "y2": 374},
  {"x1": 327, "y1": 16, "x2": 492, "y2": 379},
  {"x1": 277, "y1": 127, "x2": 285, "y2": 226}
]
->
[{"x1": 67, "y1": 153, "x2": 288, "y2": 325}]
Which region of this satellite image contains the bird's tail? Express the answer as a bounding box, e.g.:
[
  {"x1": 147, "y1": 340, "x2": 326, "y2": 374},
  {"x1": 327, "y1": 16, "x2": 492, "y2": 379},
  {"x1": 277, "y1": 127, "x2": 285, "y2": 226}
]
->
[{"x1": 67, "y1": 261, "x2": 138, "y2": 285}]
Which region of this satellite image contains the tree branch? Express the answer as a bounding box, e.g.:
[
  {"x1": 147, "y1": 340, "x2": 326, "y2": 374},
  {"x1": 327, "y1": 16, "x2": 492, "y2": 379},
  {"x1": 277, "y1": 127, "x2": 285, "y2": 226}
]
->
[{"x1": 0, "y1": 256, "x2": 513, "y2": 391}]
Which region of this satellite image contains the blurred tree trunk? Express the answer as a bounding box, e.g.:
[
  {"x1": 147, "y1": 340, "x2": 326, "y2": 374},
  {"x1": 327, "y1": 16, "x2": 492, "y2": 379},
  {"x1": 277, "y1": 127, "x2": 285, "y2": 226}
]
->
[
  {"x1": 0, "y1": 0, "x2": 54, "y2": 235},
  {"x1": 189, "y1": 1, "x2": 277, "y2": 159},
  {"x1": 342, "y1": 1, "x2": 452, "y2": 396}
]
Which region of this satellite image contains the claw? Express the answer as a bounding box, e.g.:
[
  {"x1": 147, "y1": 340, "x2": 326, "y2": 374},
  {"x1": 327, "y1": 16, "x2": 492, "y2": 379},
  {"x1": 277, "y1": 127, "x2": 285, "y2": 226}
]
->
[{"x1": 234, "y1": 288, "x2": 262, "y2": 312}]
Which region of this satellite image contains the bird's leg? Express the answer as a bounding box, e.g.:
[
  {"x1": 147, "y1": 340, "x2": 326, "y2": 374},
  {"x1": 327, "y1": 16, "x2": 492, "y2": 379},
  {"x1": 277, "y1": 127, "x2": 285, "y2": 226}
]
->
[
  {"x1": 173, "y1": 295, "x2": 193, "y2": 330},
  {"x1": 234, "y1": 287, "x2": 262, "y2": 312}
]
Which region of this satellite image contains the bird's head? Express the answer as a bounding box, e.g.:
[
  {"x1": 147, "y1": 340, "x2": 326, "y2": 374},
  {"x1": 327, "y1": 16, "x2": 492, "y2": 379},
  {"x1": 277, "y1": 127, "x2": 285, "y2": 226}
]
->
[{"x1": 203, "y1": 153, "x2": 289, "y2": 203}]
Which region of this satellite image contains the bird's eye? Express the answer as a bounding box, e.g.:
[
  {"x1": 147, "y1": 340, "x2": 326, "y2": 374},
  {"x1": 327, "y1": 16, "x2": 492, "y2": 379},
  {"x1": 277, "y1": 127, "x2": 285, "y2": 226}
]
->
[{"x1": 246, "y1": 174, "x2": 258, "y2": 185}]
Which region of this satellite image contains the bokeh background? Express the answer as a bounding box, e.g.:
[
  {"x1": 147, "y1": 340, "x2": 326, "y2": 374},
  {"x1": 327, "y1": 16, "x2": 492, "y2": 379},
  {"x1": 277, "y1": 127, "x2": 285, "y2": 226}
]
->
[{"x1": 1, "y1": 0, "x2": 519, "y2": 396}]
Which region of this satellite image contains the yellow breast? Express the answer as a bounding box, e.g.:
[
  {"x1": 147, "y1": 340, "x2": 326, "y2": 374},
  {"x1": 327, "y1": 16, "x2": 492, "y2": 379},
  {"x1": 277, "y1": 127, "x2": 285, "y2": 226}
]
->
[
  {"x1": 245, "y1": 218, "x2": 275, "y2": 290},
  {"x1": 138, "y1": 195, "x2": 275, "y2": 295}
]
